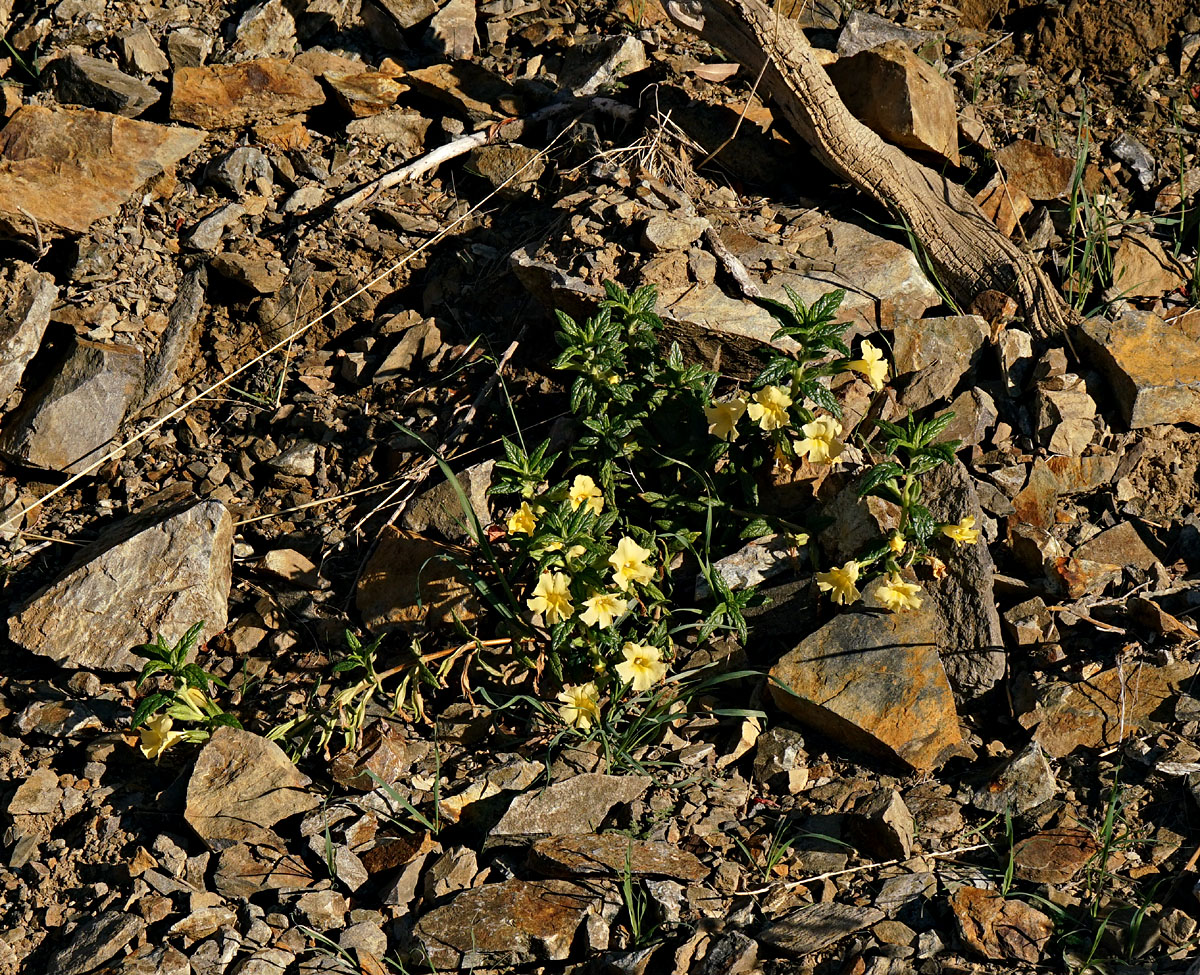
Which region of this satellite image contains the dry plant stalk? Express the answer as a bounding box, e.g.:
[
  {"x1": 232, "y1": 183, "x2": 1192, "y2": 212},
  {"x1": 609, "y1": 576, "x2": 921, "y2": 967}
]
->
[{"x1": 664, "y1": 0, "x2": 1076, "y2": 337}]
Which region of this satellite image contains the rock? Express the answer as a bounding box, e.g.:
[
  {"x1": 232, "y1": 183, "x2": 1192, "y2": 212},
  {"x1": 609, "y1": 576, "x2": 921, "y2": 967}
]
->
[
  {"x1": 374, "y1": 318, "x2": 442, "y2": 380},
  {"x1": 44, "y1": 911, "x2": 146, "y2": 975},
  {"x1": 0, "y1": 106, "x2": 204, "y2": 240},
  {"x1": 0, "y1": 336, "x2": 143, "y2": 474},
  {"x1": 972, "y1": 742, "x2": 1057, "y2": 815},
  {"x1": 1109, "y1": 233, "x2": 1187, "y2": 299},
  {"x1": 268, "y1": 440, "x2": 320, "y2": 476},
  {"x1": 429, "y1": 0, "x2": 476, "y2": 58},
  {"x1": 465, "y1": 143, "x2": 546, "y2": 197},
  {"x1": 8, "y1": 500, "x2": 232, "y2": 671},
  {"x1": 948, "y1": 886, "x2": 1053, "y2": 962},
  {"x1": 50, "y1": 53, "x2": 160, "y2": 118},
  {"x1": 297, "y1": 890, "x2": 348, "y2": 930},
  {"x1": 436, "y1": 758, "x2": 543, "y2": 824},
  {"x1": 166, "y1": 27, "x2": 213, "y2": 68},
  {"x1": 939, "y1": 387, "x2": 998, "y2": 447},
  {"x1": 206, "y1": 146, "x2": 272, "y2": 197},
  {"x1": 170, "y1": 58, "x2": 325, "y2": 129},
  {"x1": 142, "y1": 267, "x2": 206, "y2": 407},
  {"x1": 356, "y1": 526, "x2": 481, "y2": 631},
  {"x1": 492, "y1": 774, "x2": 651, "y2": 838},
  {"x1": 119, "y1": 26, "x2": 171, "y2": 76},
  {"x1": 695, "y1": 534, "x2": 796, "y2": 600},
  {"x1": 261, "y1": 548, "x2": 319, "y2": 585},
  {"x1": 892, "y1": 315, "x2": 989, "y2": 408},
  {"x1": 235, "y1": 948, "x2": 297, "y2": 975},
  {"x1": 1109, "y1": 131, "x2": 1156, "y2": 190},
  {"x1": 994, "y1": 139, "x2": 1088, "y2": 201},
  {"x1": 837, "y1": 9, "x2": 932, "y2": 56},
  {"x1": 1072, "y1": 521, "x2": 1159, "y2": 570},
  {"x1": 414, "y1": 879, "x2": 610, "y2": 969},
  {"x1": 1020, "y1": 660, "x2": 1197, "y2": 758},
  {"x1": 186, "y1": 727, "x2": 320, "y2": 851},
  {"x1": 402, "y1": 460, "x2": 492, "y2": 542},
  {"x1": 826, "y1": 41, "x2": 959, "y2": 166},
  {"x1": 0, "y1": 261, "x2": 56, "y2": 405},
  {"x1": 769, "y1": 607, "x2": 963, "y2": 771},
  {"x1": 996, "y1": 327, "x2": 1034, "y2": 396},
  {"x1": 210, "y1": 253, "x2": 287, "y2": 294},
  {"x1": 847, "y1": 788, "x2": 914, "y2": 859},
  {"x1": 643, "y1": 213, "x2": 709, "y2": 252},
  {"x1": 753, "y1": 726, "x2": 808, "y2": 791},
  {"x1": 560, "y1": 35, "x2": 648, "y2": 95},
  {"x1": 230, "y1": 0, "x2": 298, "y2": 58},
  {"x1": 213, "y1": 842, "x2": 315, "y2": 898},
  {"x1": 374, "y1": 0, "x2": 438, "y2": 28},
  {"x1": 1013, "y1": 827, "x2": 1097, "y2": 884},
  {"x1": 404, "y1": 61, "x2": 523, "y2": 120},
  {"x1": 187, "y1": 202, "x2": 246, "y2": 250},
  {"x1": 759, "y1": 902, "x2": 885, "y2": 956},
  {"x1": 1036, "y1": 374, "x2": 1096, "y2": 455},
  {"x1": 325, "y1": 65, "x2": 407, "y2": 117},
  {"x1": 529, "y1": 834, "x2": 707, "y2": 881},
  {"x1": 1077, "y1": 309, "x2": 1200, "y2": 429},
  {"x1": 167, "y1": 904, "x2": 237, "y2": 939},
  {"x1": 8, "y1": 767, "x2": 61, "y2": 815},
  {"x1": 974, "y1": 176, "x2": 1032, "y2": 236},
  {"x1": 346, "y1": 109, "x2": 430, "y2": 153}
]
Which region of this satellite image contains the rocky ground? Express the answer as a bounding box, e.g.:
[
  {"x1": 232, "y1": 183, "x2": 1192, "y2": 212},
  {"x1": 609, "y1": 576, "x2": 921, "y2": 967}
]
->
[{"x1": 2, "y1": 0, "x2": 1200, "y2": 972}]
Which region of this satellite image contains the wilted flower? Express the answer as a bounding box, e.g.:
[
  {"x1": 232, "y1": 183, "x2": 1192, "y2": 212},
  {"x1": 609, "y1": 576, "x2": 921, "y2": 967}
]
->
[
  {"x1": 527, "y1": 571, "x2": 574, "y2": 624},
  {"x1": 941, "y1": 516, "x2": 981, "y2": 547},
  {"x1": 139, "y1": 714, "x2": 186, "y2": 760},
  {"x1": 746, "y1": 385, "x2": 793, "y2": 431},
  {"x1": 580, "y1": 591, "x2": 628, "y2": 629},
  {"x1": 568, "y1": 475, "x2": 604, "y2": 515},
  {"x1": 507, "y1": 501, "x2": 537, "y2": 535},
  {"x1": 793, "y1": 416, "x2": 845, "y2": 465},
  {"x1": 704, "y1": 397, "x2": 748, "y2": 441},
  {"x1": 608, "y1": 536, "x2": 655, "y2": 591},
  {"x1": 848, "y1": 339, "x2": 888, "y2": 392},
  {"x1": 815, "y1": 560, "x2": 861, "y2": 605},
  {"x1": 557, "y1": 682, "x2": 601, "y2": 730},
  {"x1": 614, "y1": 642, "x2": 668, "y2": 692},
  {"x1": 877, "y1": 574, "x2": 923, "y2": 612},
  {"x1": 888, "y1": 533, "x2": 906, "y2": 555}
]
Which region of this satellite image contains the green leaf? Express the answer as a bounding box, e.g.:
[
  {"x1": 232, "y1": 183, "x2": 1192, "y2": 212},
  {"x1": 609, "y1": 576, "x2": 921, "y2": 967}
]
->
[
  {"x1": 916, "y1": 410, "x2": 956, "y2": 446},
  {"x1": 131, "y1": 693, "x2": 172, "y2": 730},
  {"x1": 908, "y1": 504, "x2": 937, "y2": 544},
  {"x1": 857, "y1": 462, "x2": 905, "y2": 498}
]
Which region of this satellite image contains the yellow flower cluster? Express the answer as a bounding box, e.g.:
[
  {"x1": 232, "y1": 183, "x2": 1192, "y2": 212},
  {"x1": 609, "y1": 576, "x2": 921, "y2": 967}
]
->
[
  {"x1": 747, "y1": 385, "x2": 792, "y2": 431},
  {"x1": 815, "y1": 560, "x2": 860, "y2": 604},
  {"x1": 941, "y1": 516, "x2": 980, "y2": 546},
  {"x1": 793, "y1": 416, "x2": 844, "y2": 465},
  {"x1": 847, "y1": 339, "x2": 888, "y2": 392}
]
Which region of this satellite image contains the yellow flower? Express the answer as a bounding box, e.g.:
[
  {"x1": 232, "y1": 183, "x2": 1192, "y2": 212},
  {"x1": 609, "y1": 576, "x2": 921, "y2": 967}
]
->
[
  {"x1": 877, "y1": 573, "x2": 923, "y2": 612},
  {"x1": 746, "y1": 385, "x2": 793, "y2": 431},
  {"x1": 169, "y1": 685, "x2": 211, "y2": 721},
  {"x1": 614, "y1": 642, "x2": 668, "y2": 692},
  {"x1": 527, "y1": 571, "x2": 574, "y2": 624},
  {"x1": 608, "y1": 536, "x2": 655, "y2": 592},
  {"x1": 888, "y1": 533, "x2": 906, "y2": 555},
  {"x1": 557, "y1": 682, "x2": 601, "y2": 730},
  {"x1": 793, "y1": 416, "x2": 845, "y2": 465},
  {"x1": 580, "y1": 591, "x2": 628, "y2": 628},
  {"x1": 568, "y1": 474, "x2": 604, "y2": 515},
  {"x1": 848, "y1": 339, "x2": 888, "y2": 392},
  {"x1": 815, "y1": 560, "x2": 861, "y2": 605},
  {"x1": 704, "y1": 397, "x2": 748, "y2": 441},
  {"x1": 941, "y1": 516, "x2": 981, "y2": 547},
  {"x1": 139, "y1": 714, "x2": 186, "y2": 760},
  {"x1": 507, "y1": 501, "x2": 537, "y2": 535}
]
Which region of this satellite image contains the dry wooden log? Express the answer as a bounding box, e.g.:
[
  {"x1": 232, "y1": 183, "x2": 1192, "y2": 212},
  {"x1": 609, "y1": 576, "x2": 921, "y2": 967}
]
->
[{"x1": 665, "y1": 0, "x2": 1076, "y2": 337}]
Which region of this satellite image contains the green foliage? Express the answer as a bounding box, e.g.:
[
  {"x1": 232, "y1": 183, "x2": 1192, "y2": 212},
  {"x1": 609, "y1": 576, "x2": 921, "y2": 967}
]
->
[{"x1": 130, "y1": 622, "x2": 241, "y2": 739}]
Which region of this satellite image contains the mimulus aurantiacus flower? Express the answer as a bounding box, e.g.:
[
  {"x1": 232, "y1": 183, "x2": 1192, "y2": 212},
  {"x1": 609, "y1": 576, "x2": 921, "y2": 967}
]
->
[
  {"x1": 704, "y1": 396, "x2": 748, "y2": 441},
  {"x1": 614, "y1": 642, "x2": 668, "y2": 691},
  {"x1": 746, "y1": 385, "x2": 793, "y2": 431},
  {"x1": 877, "y1": 574, "x2": 923, "y2": 612},
  {"x1": 557, "y1": 682, "x2": 600, "y2": 730},
  {"x1": 568, "y1": 474, "x2": 604, "y2": 515},
  {"x1": 527, "y1": 571, "x2": 574, "y2": 624},
  {"x1": 608, "y1": 536, "x2": 655, "y2": 591},
  {"x1": 140, "y1": 714, "x2": 185, "y2": 760},
  {"x1": 941, "y1": 516, "x2": 981, "y2": 546},
  {"x1": 507, "y1": 501, "x2": 537, "y2": 535},
  {"x1": 793, "y1": 416, "x2": 845, "y2": 465},
  {"x1": 580, "y1": 591, "x2": 628, "y2": 629},
  {"x1": 815, "y1": 560, "x2": 861, "y2": 605},
  {"x1": 848, "y1": 339, "x2": 888, "y2": 392}
]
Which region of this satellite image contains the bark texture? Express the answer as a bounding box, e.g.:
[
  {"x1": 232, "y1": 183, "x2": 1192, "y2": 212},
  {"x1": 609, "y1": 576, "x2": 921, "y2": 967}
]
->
[{"x1": 665, "y1": 0, "x2": 1076, "y2": 337}]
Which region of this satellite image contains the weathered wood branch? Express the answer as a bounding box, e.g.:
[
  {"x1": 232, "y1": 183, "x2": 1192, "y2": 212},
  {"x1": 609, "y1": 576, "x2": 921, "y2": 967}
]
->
[{"x1": 665, "y1": 0, "x2": 1076, "y2": 337}]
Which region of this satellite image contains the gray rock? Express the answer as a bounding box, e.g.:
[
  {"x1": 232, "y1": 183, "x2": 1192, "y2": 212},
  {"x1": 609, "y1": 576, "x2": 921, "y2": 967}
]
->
[
  {"x1": 268, "y1": 440, "x2": 320, "y2": 476},
  {"x1": 697, "y1": 932, "x2": 758, "y2": 975},
  {"x1": 187, "y1": 203, "x2": 246, "y2": 252},
  {"x1": 373, "y1": 319, "x2": 442, "y2": 381},
  {"x1": 402, "y1": 460, "x2": 493, "y2": 542},
  {"x1": 429, "y1": 0, "x2": 476, "y2": 59},
  {"x1": 119, "y1": 26, "x2": 171, "y2": 75},
  {"x1": 166, "y1": 27, "x2": 213, "y2": 68},
  {"x1": 753, "y1": 726, "x2": 808, "y2": 789},
  {"x1": 231, "y1": 0, "x2": 298, "y2": 58},
  {"x1": 206, "y1": 146, "x2": 272, "y2": 197},
  {"x1": 972, "y1": 741, "x2": 1056, "y2": 815},
  {"x1": 560, "y1": 34, "x2": 648, "y2": 95},
  {"x1": 296, "y1": 890, "x2": 348, "y2": 931},
  {"x1": 892, "y1": 315, "x2": 990, "y2": 409},
  {"x1": 8, "y1": 500, "x2": 233, "y2": 671},
  {"x1": 492, "y1": 774, "x2": 651, "y2": 838},
  {"x1": 45, "y1": 911, "x2": 145, "y2": 975},
  {"x1": 141, "y1": 267, "x2": 207, "y2": 409},
  {"x1": 1109, "y1": 131, "x2": 1156, "y2": 190},
  {"x1": 234, "y1": 948, "x2": 297, "y2": 975},
  {"x1": 695, "y1": 533, "x2": 797, "y2": 600},
  {"x1": 50, "y1": 53, "x2": 160, "y2": 117},
  {"x1": 0, "y1": 261, "x2": 56, "y2": 406},
  {"x1": 346, "y1": 109, "x2": 430, "y2": 154},
  {"x1": 0, "y1": 336, "x2": 144, "y2": 474},
  {"x1": 528, "y1": 833, "x2": 707, "y2": 881},
  {"x1": 8, "y1": 767, "x2": 61, "y2": 816},
  {"x1": 759, "y1": 902, "x2": 885, "y2": 956},
  {"x1": 848, "y1": 788, "x2": 914, "y2": 859},
  {"x1": 339, "y1": 920, "x2": 387, "y2": 957},
  {"x1": 837, "y1": 9, "x2": 932, "y2": 56},
  {"x1": 922, "y1": 461, "x2": 1006, "y2": 698},
  {"x1": 643, "y1": 213, "x2": 709, "y2": 253},
  {"x1": 374, "y1": 0, "x2": 438, "y2": 28}
]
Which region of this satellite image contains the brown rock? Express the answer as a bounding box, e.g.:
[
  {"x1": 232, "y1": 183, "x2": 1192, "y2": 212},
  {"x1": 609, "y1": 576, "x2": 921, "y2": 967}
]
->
[
  {"x1": 170, "y1": 58, "x2": 324, "y2": 129},
  {"x1": 974, "y1": 178, "x2": 1032, "y2": 236},
  {"x1": 769, "y1": 608, "x2": 963, "y2": 771},
  {"x1": 1013, "y1": 827, "x2": 1097, "y2": 884},
  {"x1": 492, "y1": 774, "x2": 651, "y2": 837},
  {"x1": 994, "y1": 139, "x2": 1098, "y2": 201},
  {"x1": 185, "y1": 727, "x2": 320, "y2": 851},
  {"x1": 325, "y1": 66, "x2": 407, "y2": 117},
  {"x1": 826, "y1": 41, "x2": 959, "y2": 166},
  {"x1": 1072, "y1": 521, "x2": 1159, "y2": 570},
  {"x1": 413, "y1": 879, "x2": 608, "y2": 969},
  {"x1": 50, "y1": 52, "x2": 160, "y2": 118},
  {"x1": 1110, "y1": 233, "x2": 1187, "y2": 299},
  {"x1": 892, "y1": 315, "x2": 989, "y2": 408},
  {"x1": 759, "y1": 902, "x2": 885, "y2": 957},
  {"x1": 429, "y1": 0, "x2": 477, "y2": 59},
  {"x1": 0, "y1": 106, "x2": 203, "y2": 240},
  {"x1": 529, "y1": 833, "x2": 708, "y2": 881},
  {"x1": 948, "y1": 886, "x2": 1053, "y2": 962},
  {"x1": 405, "y1": 61, "x2": 523, "y2": 120},
  {"x1": 356, "y1": 527, "x2": 480, "y2": 632},
  {"x1": 0, "y1": 261, "x2": 57, "y2": 404},
  {"x1": 1077, "y1": 309, "x2": 1200, "y2": 429},
  {"x1": 213, "y1": 843, "x2": 315, "y2": 898},
  {"x1": 1019, "y1": 660, "x2": 1198, "y2": 758},
  {"x1": 847, "y1": 788, "x2": 914, "y2": 859}
]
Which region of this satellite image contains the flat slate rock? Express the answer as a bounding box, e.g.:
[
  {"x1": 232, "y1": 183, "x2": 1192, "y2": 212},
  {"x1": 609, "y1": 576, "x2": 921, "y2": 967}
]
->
[
  {"x1": 170, "y1": 57, "x2": 324, "y2": 128},
  {"x1": 491, "y1": 773, "x2": 651, "y2": 838},
  {"x1": 0, "y1": 261, "x2": 57, "y2": 404},
  {"x1": 529, "y1": 833, "x2": 708, "y2": 881},
  {"x1": 758, "y1": 902, "x2": 885, "y2": 956},
  {"x1": 44, "y1": 910, "x2": 145, "y2": 975},
  {"x1": 8, "y1": 500, "x2": 233, "y2": 672}
]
